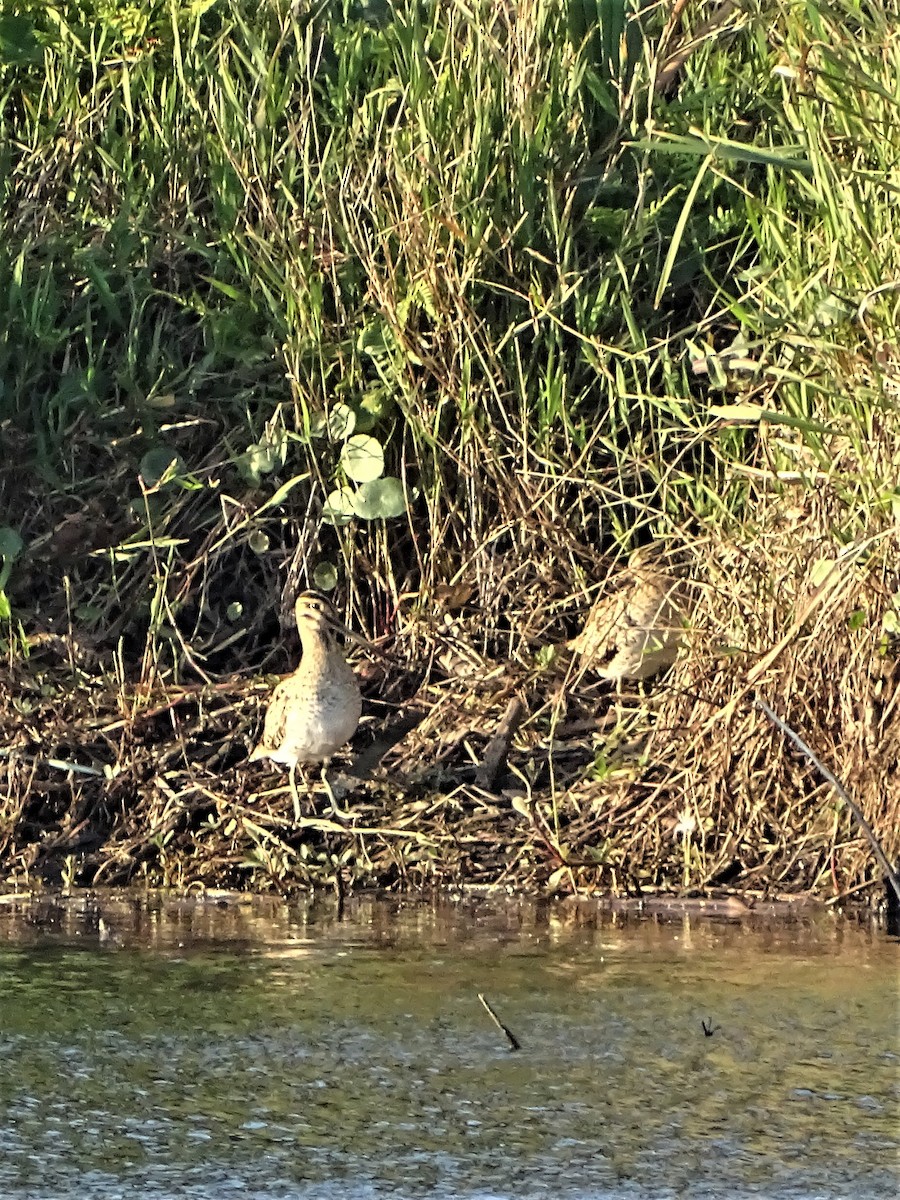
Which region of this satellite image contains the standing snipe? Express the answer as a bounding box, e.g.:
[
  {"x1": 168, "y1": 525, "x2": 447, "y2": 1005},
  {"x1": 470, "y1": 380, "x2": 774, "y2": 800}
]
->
[{"x1": 249, "y1": 590, "x2": 366, "y2": 818}]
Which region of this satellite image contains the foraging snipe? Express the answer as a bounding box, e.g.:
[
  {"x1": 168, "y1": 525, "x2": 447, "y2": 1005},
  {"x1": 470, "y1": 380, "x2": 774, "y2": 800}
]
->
[
  {"x1": 569, "y1": 551, "x2": 688, "y2": 683},
  {"x1": 249, "y1": 590, "x2": 366, "y2": 817}
]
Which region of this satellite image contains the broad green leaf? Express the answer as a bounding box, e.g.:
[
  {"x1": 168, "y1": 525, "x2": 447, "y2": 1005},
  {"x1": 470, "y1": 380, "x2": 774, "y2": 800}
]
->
[
  {"x1": 813, "y1": 292, "x2": 852, "y2": 328},
  {"x1": 322, "y1": 488, "x2": 356, "y2": 526},
  {"x1": 0, "y1": 527, "x2": 23, "y2": 561},
  {"x1": 190, "y1": 0, "x2": 221, "y2": 17},
  {"x1": 342, "y1": 434, "x2": 384, "y2": 483},
  {"x1": 357, "y1": 319, "x2": 397, "y2": 359},
  {"x1": 140, "y1": 447, "x2": 186, "y2": 487},
  {"x1": 74, "y1": 604, "x2": 104, "y2": 624},
  {"x1": 362, "y1": 386, "x2": 396, "y2": 424},
  {"x1": 352, "y1": 477, "x2": 407, "y2": 520},
  {"x1": 327, "y1": 403, "x2": 356, "y2": 441},
  {"x1": 246, "y1": 440, "x2": 280, "y2": 477},
  {"x1": 313, "y1": 561, "x2": 339, "y2": 591},
  {"x1": 0, "y1": 14, "x2": 40, "y2": 64}
]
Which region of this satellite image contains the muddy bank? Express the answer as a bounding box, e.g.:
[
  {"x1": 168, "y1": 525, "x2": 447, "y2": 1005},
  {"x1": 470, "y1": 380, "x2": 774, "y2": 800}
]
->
[{"x1": 0, "y1": 632, "x2": 895, "y2": 909}]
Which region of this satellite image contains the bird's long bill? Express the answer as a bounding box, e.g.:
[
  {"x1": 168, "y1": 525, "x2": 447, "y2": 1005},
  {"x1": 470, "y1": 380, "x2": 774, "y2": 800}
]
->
[
  {"x1": 312, "y1": 604, "x2": 372, "y2": 649},
  {"x1": 294, "y1": 592, "x2": 374, "y2": 650},
  {"x1": 329, "y1": 617, "x2": 371, "y2": 649}
]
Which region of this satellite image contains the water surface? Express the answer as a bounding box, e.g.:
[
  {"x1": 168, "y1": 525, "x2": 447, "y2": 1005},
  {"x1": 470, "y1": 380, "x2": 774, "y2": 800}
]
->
[{"x1": 0, "y1": 893, "x2": 896, "y2": 1198}]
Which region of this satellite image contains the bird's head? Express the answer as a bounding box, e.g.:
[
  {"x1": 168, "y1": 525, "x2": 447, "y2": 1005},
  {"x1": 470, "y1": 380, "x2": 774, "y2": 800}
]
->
[{"x1": 294, "y1": 590, "x2": 368, "y2": 648}]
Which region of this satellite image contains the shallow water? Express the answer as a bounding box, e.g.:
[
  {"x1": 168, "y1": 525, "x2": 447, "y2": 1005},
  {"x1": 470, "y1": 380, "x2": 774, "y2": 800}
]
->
[{"x1": 0, "y1": 893, "x2": 896, "y2": 1199}]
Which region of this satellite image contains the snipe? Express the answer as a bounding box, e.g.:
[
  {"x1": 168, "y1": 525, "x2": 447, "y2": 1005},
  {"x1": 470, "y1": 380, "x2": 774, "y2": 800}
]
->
[
  {"x1": 249, "y1": 590, "x2": 366, "y2": 818},
  {"x1": 569, "y1": 551, "x2": 688, "y2": 683}
]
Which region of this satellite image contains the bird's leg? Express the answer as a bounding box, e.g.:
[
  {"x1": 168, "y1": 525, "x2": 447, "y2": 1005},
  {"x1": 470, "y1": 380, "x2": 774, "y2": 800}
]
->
[
  {"x1": 289, "y1": 762, "x2": 303, "y2": 823},
  {"x1": 320, "y1": 763, "x2": 353, "y2": 823}
]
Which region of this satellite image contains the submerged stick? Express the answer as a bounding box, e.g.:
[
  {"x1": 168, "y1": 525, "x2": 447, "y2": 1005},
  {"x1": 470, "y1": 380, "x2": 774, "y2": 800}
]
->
[
  {"x1": 755, "y1": 693, "x2": 900, "y2": 904},
  {"x1": 477, "y1": 993, "x2": 521, "y2": 1052}
]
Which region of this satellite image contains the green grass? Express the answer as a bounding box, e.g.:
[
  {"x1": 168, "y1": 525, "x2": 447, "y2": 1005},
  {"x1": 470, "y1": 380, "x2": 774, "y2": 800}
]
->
[
  {"x1": 0, "y1": 0, "x2": 896, "y2": 642},
  {"x1": 0, "y1": 0, "x2": 898, "y2": 893},
  {"x1": 1, "y1": 2, "x2": 893, "y2": 624}
]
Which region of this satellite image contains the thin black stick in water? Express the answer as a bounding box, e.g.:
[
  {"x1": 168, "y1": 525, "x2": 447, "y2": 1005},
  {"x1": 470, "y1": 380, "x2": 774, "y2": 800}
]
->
[
  {"x1": 478, "y1": 993, "x2": 521, "y2": 1052},
  {"x1": 755, "y1": 693, "x2": 900, "y2": 904}
]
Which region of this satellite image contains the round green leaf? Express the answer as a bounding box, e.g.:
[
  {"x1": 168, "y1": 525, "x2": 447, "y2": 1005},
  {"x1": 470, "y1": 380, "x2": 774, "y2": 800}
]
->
[
  {"x1": 306, "y1": 412, "x2": 328, "y2": 440},
  {"x1": 327, "y1": 403, "x2": 356, "y2": 442},
  {"x1": 322, "y1": 487, "x2": 357, "y2": 526},
  {"x1": 0, "y1": 527, "x2": 23, "y2": 561},
  {"x1": 246, "y1": 439, "x2": 280, "y2": 478},
  {"x1": 357, "y1": 385, "x2": 395, "y2": 432},
  {"x1": 248, "y1": 530, "x2": 270, "y2": 555},
  {"x1": 341, "y1": 434, "x2": 384, "y2": 483},
  {"x1": 226, "y1": 601, "x2": 243, "y2": 621},
  {"x1": 140, "y1": 446, "x2": 186, "y2": 487},
  {"x1": 74, "y1": 604, "x2": 103, "y2": 624},
  {"x1": 313, "y1": 561, "x2": 339, "y2": 591},
  {"x1": 129, "y1": 495, "x2": 165, "y2": 523},
  {"x1": 352, "y1": 477, "x2": 407, "y2": 520},
  {"x1": 0, "y1": 15, "x2": 41, "y2": 65}
]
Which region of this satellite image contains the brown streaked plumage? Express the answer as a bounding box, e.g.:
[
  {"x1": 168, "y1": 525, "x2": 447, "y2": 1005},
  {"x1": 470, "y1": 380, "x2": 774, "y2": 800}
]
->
[
  {"x1": 569, "y1": 555, "x2": 688, "y2": 683},
  {"x1": 249, "y1": 590, "x2": 366, "y2": 817}
]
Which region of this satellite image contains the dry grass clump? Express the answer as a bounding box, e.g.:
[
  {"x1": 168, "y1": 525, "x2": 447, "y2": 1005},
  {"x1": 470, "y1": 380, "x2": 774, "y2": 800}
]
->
[{"x1": 554, "y1": 502, "x2": 899, "y2": 900}]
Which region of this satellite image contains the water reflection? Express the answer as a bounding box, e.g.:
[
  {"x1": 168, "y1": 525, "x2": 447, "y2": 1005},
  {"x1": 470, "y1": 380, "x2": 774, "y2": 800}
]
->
[
  {"x1": 0, "y1": 889, "x2": 891, "y2": 955},
  {"x1": 0, "y1": 892, "x2": 896, "y2": 1199}
]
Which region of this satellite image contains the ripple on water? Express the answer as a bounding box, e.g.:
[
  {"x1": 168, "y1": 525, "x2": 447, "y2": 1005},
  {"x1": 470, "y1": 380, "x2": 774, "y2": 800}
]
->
[{"x1": 0, "y1": 893, "x2": 896, "y2": 1199}]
